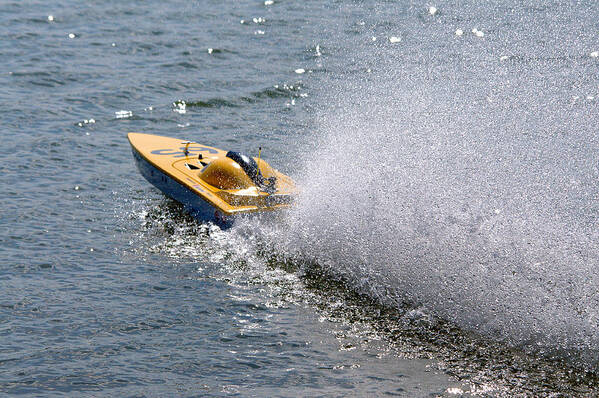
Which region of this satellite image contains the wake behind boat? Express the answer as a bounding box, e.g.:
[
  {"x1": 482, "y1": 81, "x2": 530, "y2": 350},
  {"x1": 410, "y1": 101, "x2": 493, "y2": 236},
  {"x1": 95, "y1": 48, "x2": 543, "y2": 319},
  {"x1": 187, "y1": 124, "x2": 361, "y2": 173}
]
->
[{"x1": 128, "y1": 133, "x2": 296, "y2": 226}]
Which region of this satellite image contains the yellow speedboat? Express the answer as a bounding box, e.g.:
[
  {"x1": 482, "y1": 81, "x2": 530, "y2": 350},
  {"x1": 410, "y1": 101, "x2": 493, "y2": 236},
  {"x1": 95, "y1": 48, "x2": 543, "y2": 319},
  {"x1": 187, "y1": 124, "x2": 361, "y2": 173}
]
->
[{"x1": 128, "y1": 133, "x2": 296, "y2": 226}]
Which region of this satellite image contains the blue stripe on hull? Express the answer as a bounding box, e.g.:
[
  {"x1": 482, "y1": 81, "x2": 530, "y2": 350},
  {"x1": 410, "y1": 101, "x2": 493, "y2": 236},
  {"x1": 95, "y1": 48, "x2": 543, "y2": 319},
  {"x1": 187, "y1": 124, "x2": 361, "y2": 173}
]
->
[{"x1": 131, "y1": 148, "x2": 234, "y2": 228}]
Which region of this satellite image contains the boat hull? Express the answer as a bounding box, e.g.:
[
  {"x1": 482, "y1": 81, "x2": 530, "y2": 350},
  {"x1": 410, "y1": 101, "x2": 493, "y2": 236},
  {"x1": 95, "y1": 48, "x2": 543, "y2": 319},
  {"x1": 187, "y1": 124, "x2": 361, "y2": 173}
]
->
[{"x1": 131, "y1": 146, "x2": 233, "y2": 227}]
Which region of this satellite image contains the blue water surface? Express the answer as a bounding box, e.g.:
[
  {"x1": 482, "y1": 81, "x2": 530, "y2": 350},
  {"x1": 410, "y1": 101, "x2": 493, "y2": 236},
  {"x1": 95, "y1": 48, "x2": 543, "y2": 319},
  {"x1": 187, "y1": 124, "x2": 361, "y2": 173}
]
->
[{"x1": 2, "y1": 0, "x2": 599, "y2": 396}]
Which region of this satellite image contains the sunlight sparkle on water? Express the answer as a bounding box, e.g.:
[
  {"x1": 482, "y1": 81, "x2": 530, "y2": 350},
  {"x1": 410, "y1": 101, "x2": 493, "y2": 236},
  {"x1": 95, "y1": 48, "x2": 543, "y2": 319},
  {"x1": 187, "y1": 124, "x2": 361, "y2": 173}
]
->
[
  {"x1": 77, "y1": 118, "x2": 95, "y2": 127},
  {"x1": 115, "y1": 110, "x2": 132, "y2": 119},
  {"x1": 173, "y1": 100, "x2": 186, "y2": 114}
]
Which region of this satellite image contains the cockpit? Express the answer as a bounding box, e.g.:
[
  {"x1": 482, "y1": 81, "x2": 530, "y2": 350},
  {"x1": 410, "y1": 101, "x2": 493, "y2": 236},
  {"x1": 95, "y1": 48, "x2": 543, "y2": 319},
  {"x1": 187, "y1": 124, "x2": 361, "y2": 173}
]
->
[{"x1": 198, "y1": 151, "x2": 277, "y2": 193}]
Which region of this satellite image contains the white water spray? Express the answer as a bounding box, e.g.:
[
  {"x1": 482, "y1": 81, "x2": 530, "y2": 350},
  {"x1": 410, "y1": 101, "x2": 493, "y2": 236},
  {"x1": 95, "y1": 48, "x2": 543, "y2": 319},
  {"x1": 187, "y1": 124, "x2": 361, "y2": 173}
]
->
[
  {"x1": 270, "y1": 55, "x2": 599, "y2": 366},
  {"x1": 220, "y1": 0, "x2": 599, "y2": 369}
]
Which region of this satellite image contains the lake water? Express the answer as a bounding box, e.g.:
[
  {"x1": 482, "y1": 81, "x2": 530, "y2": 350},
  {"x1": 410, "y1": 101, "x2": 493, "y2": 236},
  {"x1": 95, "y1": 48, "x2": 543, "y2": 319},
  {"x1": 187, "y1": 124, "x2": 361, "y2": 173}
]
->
[{"x1": 2, "y1": 0, "x2": 599, "y2": 396}]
